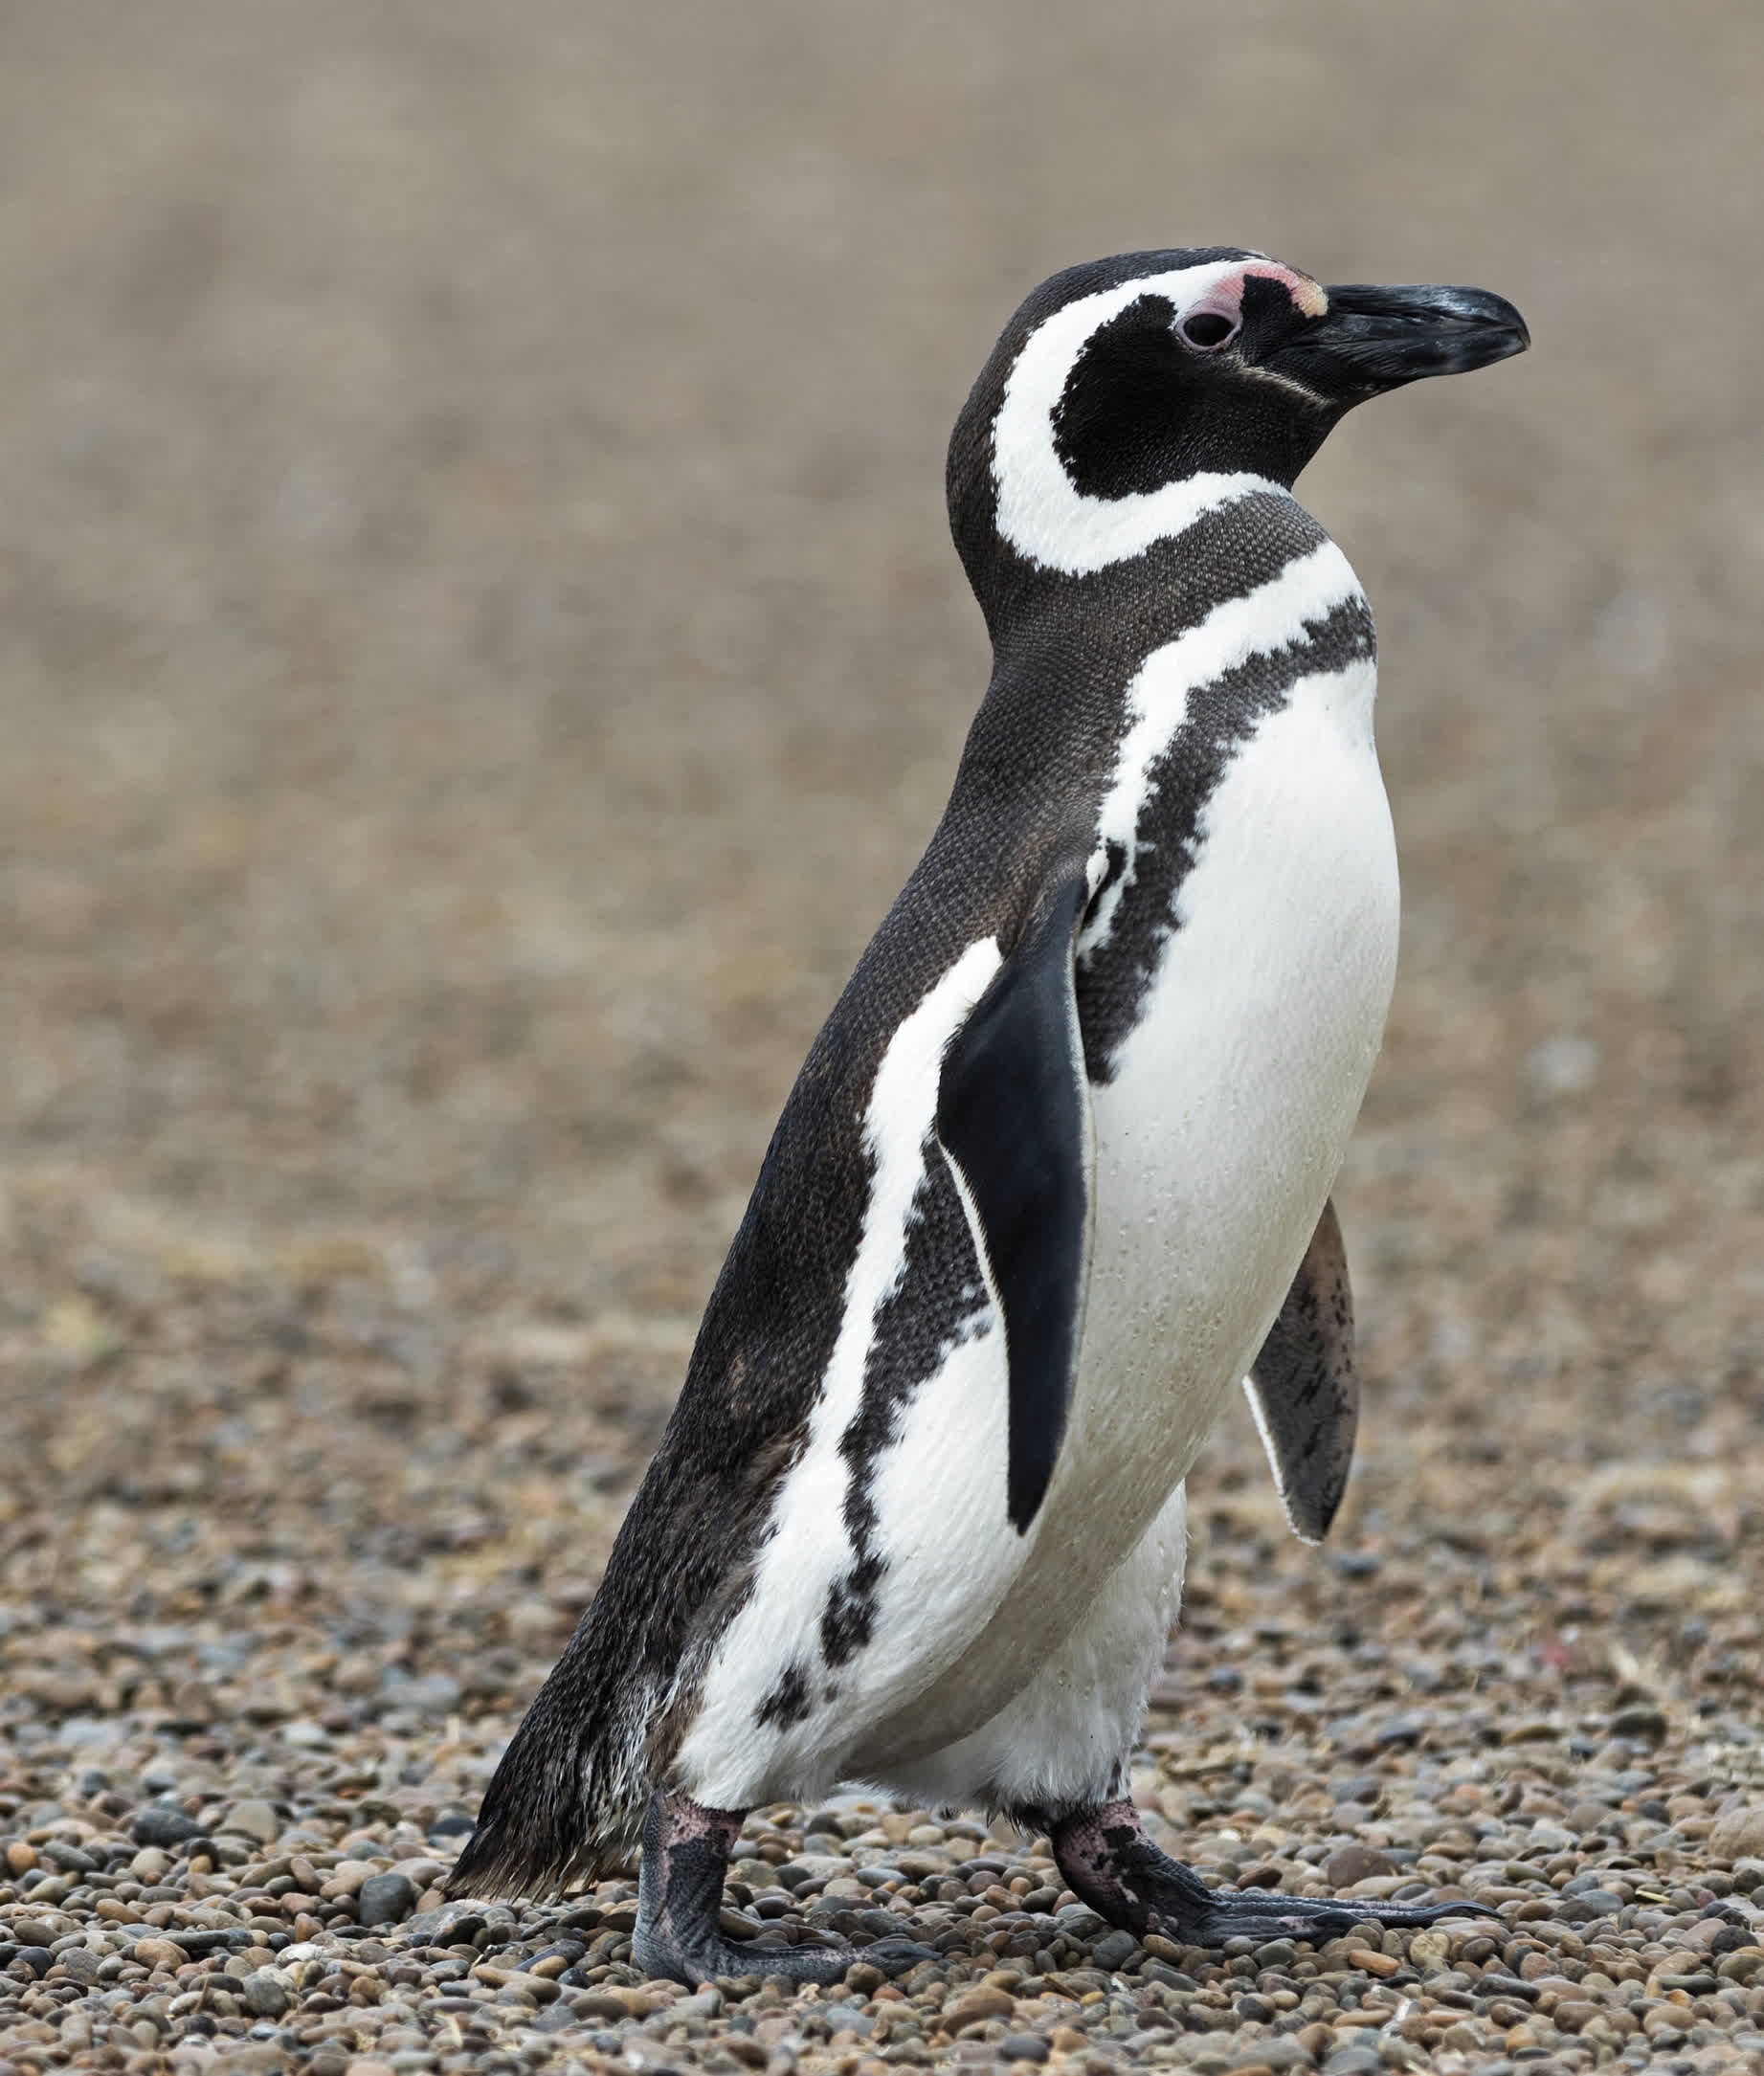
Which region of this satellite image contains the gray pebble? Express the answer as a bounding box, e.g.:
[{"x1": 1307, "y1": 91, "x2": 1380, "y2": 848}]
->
[
  {"x1": 358, "y1": 1870, "x2": 421, "y2": 1926},
  {"x1": 177, "y1": 1929, "x2": 255, "y2": 1956},
  {"x1": 39, "y1": 1839, "x2": 97, "y2": 1874},
  {"x1": 1090, "y1": 1930, "x2": 1139, "y2": 1972},
  {"x1": 131, "y1": 1807, "x2": 204, "y2": 1847},
  {"x1": 382, "y1": 1669, "x2": 463, "y2": 1713},
  {"x1": 1320, "y1": 2048, "x2": 1386, "y2": 2076},
  {"x1": 241, "y1": 1971, "x2": 293, "y2": 2018},
  {"x1": 400, "y1": 1902, "x2": 485, "y2": 1946},
  {"x1": 518, "y1": 1939, "x2": 587, "y2": 1972},
  {"x1": 218, "y1": 1799, "x2": 281, "y2": 1844}
]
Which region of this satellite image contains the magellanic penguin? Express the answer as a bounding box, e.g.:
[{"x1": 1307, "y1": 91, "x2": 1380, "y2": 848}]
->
[{"x1": 450, "y1": 249, "x2": 1529, "y2": 1983}]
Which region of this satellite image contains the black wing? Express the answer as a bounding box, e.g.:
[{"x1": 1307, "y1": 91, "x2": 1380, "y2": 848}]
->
[
  {"x1": 1243, "y1": 1196, "x2": 1359, "y2": 1543},
  {"x1": 935, "y1": 869, "x2": 1094, "y2": 1532}
]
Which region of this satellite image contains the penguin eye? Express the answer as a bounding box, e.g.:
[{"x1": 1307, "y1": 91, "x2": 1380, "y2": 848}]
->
[{"x1": 1178, "y1": 309, "x2": 1239, "y2": 351}]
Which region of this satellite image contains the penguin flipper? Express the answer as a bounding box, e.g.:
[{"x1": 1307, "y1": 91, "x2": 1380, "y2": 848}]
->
[
  {"x1": 935, "y1": 868, "x2": 1093, "y2": 1534},
  {"x1": 1242, "y1": 1195, "x2": 1359, "y2": 1545}
]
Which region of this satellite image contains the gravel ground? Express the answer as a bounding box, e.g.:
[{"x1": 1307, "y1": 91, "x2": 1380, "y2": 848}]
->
[{"x1": 2, "y1": 3, "x2": 1761, "y2": 2073}]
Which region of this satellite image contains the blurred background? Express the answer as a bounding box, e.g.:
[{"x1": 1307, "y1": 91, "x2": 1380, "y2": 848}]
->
[{"x1": 0, "y1": 2, "x2": 1759, "y2": 1772}]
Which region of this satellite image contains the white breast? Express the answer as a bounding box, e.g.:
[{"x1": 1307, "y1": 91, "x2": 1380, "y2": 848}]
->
[
  {"x1": 1083, "y1": 652, "x2": 1397, "y2": 1503},
  {"x1": 864, "y1": 646, "x2": 1398, "y2": 1765}
]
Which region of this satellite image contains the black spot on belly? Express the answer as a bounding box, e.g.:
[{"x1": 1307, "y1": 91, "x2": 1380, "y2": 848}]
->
[
  {"x1": 755, "y1": 1661, "x2": 813, "y2": 1730},
  {"x1": 1079, "y1": 592, "x2": 1375, "y2": 1077},
  {"x1": 819, "y1": 1141, "x2": 994, "y2": 1667},
  {"x1": 821, "y1": 1551, "x2": 884, "y2": 1665}
]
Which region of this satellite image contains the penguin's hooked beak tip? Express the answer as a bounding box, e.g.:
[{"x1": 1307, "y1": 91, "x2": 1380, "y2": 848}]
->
[{"x1": 1276, "y1": 282, "x2": 1530, "y2": 398}]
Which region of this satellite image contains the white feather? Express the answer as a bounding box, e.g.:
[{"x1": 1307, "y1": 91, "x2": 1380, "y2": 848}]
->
[
  {"x1": 886, "y1": 1484, "x2": 1189, "y2": 1815},
  {"x1": 992, "y1": 259, "x2": 1283, "y2": 576}
]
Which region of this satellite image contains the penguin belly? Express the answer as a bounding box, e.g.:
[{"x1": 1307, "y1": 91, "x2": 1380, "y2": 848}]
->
[{"x1": 855, "y1": 653, "x2": 1399, "y2": 1780}]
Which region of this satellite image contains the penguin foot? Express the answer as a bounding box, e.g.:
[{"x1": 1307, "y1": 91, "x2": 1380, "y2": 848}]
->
[
  {"x1": 1045, "y1": 1799, "x2": 1499, "y2": 1949},
  {"x1": 634, "y1": 1790, "x2": 936, "y2": 1987}
]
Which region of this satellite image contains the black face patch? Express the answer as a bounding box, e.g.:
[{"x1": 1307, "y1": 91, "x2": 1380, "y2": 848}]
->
[
  {"x1": 1052, "y1": 296, "x2": 1194, "y2": 500},
  {"x1": 1043, "y1": 276, "x2": 1339, "y2": 511},
  {"x1": 1238, "y1": 269, "x2": 1306, "y2": 338}
]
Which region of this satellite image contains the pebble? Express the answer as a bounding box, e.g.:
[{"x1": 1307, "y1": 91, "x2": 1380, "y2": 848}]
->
[
  {"x1": 220, "y1": 1797, "x2": 282, "y2": 1844},
  {"x1": 358, "y1": 1870, "x2": 421, "y2": 1925},
  {"x1": 1708, "y1": 1805, "x2": 1764, "y2": 1861},
  {"x1": 1345, "y1": 1944, "x2": 1400, "y2": 1977},
  {"x1": 1091, "y1": 1929, "x2": 1139, "y2": 1972},
  {"x1": 943, "y1": 1982, "x2": 1016, "y2": 2029},
  {"x1": 241, "y1": 1968, "x2": 294, "y2": 2017},
  {"x1": 1326, "y1": 1843, "x2": 1395, "y2": 1887},
  {"x1": 131, "y1": 1807, "x2": 205, "y2": 1848},
  {"x1": 131, "y1": 1936, "x2": 190, "y2": 1971}
]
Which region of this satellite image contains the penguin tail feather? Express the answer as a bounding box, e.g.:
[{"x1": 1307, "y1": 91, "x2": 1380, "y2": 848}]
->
[{"x1": 444, "y1": 1666, "x2": 659, "y2": 1901}]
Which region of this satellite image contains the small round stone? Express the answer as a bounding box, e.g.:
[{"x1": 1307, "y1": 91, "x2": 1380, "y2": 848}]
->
[
  {"x1": 358, "y1": 1871, "x2": 421, "y2": 1926},
  {"x1": 131, "y1": 1807, "x2": 205, "y2": 1847},
  {"x1": 241, "y1": 1969, "x2": 294, "y2": 2018},
  {"x1": 1090, "y1": 1930, "x2": 1138, "y2": 1972}
]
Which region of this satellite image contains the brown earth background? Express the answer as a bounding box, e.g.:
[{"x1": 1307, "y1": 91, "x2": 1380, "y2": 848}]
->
[{"x1": 0, "y1": 2, "x2": 1761, "y2": 2068}]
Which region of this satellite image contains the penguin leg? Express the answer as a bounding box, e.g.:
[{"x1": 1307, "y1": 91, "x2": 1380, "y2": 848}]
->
[
  {"x1": 633, "y1": 1790, "x2": 937, "y2": 1987},
  {"x1": 1042, "y1": 1799, "x2": 1498, "y2": 1947}
]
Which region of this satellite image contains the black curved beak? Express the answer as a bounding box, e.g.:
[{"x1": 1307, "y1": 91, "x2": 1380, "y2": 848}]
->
[{"x1": 1271, "y1": 283, "x2": 1530, "y2": 401}]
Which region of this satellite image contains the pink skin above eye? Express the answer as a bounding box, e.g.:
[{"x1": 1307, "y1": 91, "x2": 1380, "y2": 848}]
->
[{"x1": 1180, "y1": 262, "x2": 1330, "y2": 343}]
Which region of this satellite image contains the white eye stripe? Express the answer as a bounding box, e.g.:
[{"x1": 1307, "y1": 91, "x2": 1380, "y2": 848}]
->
[{"x1": 991, "y1": 261, "x2": 1284, "y2": 576}]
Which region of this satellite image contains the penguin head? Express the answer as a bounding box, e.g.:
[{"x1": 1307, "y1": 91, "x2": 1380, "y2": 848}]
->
[{"x1": 949, "y1": 248, "x2": 1528, "y2": 598}]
